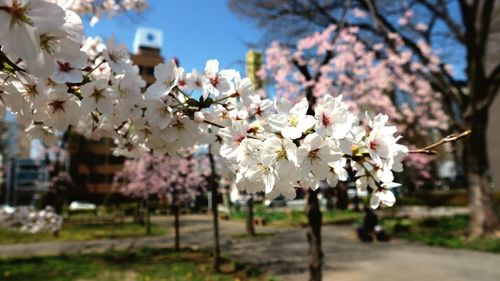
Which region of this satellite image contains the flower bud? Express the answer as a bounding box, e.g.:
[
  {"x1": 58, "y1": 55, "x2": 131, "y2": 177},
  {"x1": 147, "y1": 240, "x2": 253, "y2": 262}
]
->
[{"x1": 194, "y1": 111, "x2": 205, "y2": 123}]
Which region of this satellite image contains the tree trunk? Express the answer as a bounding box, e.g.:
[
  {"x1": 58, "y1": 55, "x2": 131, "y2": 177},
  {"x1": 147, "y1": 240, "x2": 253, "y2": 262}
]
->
[
  {"x1": 465, "y1": 110, "x2": 498, "y2": 237},
  {"x1": 306, "y1": 189, "x2": 323, "y2": 281},
  {"x1": 246, "y1": 194, "x2": 256, "y2": 236},
  {"x1": 336, "y1": 182, "x2": 348, "y2": 210},
  {"x1": 325, "y1": 187, "x2": 334, "y2": 211},
  {"x1": 173, "y1": 204, "x2": 180, "y2": 251},
  {"x1": 135, "y1": 201, "x2": 142, "y2": 225},
  {"x1": 145, "y1": 198, "x2": 151, "y2": 235},
  {"x1": 208, "y1": 151, "x2": 221, "y2": 272}
]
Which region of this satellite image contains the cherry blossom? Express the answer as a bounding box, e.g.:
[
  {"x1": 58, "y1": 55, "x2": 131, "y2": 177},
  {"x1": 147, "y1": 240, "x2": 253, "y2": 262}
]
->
[
  {"x1": 268, "y1": 97, "x2": 317, "y2": 139},
  {"x1": 0, "y1": 0, "x2": 422, "y2": 210},
  {"x1": 80, "y1": 78, "x2": 114, "y2": 115},
  {"x1": 144, "y1": 59, "x2": 179, "y2": 100},
  {"x1": 0, "y1": 0, "x2": 65, "y2": 60}
]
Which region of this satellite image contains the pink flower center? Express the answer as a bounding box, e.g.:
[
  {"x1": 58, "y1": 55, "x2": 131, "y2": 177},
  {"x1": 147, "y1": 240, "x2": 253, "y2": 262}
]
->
[
  {"x1": 210, "y1": 76, "x2": 219, "y2": 87},
  {"x1": 321, "y1": 113, "x2": 331, "y2": 126},
  {"x1": 58, "y1": 62, "x2": 72, "y2": 72},
  {"x1": 48, "y1": 100, "x2": 65, "y2": 113},
  {"x1": 235, "y1": 135, "x2": 245, "y2": 144},
  {"x1": 370, "y1": 140, "x2": 378, "y2": 150}
]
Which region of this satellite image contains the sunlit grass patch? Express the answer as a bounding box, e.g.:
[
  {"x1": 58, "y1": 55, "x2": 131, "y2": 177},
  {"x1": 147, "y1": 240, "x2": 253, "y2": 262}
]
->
[{"x1": 0, "y1": 248, "x2": 273, "y2": 281}]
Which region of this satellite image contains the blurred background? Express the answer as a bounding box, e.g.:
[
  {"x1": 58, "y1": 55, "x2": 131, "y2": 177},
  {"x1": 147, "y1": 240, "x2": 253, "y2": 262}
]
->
[{"x1": 0, "y1": 1, "x2": 499, "y2": 281}]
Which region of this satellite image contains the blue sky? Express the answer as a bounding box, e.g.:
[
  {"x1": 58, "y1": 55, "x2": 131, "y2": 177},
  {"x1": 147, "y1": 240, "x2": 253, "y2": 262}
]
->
[{"x1": 83, "y1": 0, "x2": 261, "y2": 74}]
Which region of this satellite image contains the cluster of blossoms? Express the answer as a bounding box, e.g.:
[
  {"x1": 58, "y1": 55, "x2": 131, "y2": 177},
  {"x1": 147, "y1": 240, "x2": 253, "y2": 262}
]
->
[
  {"x1": 0, "y1": 206, "x2": 63, "y2": 233},
  {"x1": 113, "y1": 153, "x2": 210, "y2": 204},
  {"x1": 0, "y1": 0, "x2": 409, "y2": 208},
  {"x1": 260, "y1": 19, "x2": 449, "y2": 181},
  {"x1": 261, "y1": 25, "x2": 449, "y2": 134}
]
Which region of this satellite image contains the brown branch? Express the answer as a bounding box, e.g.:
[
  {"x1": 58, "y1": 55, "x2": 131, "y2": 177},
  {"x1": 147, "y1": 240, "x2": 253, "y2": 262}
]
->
[
  {"x1": 409, "y1": 130, "x2": 471, "y2": 155},
  {"x1": 203, "y1": 120, "x2": 225, "y2": 128},
  {"x1": 0, "y1": 50, "x2": 26, "y2": 73},
  {"x1": 415, "y1": 0, "x2": 465, "y2": 43},
  {"x1": 362, "y1": 0, "x2": 465, "y2": 107}
]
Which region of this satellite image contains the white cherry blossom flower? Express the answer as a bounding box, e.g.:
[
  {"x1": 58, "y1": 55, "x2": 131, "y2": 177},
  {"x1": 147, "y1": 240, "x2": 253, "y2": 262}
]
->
[
  {"x1": 50, "y1": 52, "x2": 87, "y2": 83},
  {"x1": 103, "y1": 36, "x2": 134, "y2": 74},
  {"x1": 80, "y1": 79, "x2": 114, "y2": 115},
  {"x1": 185, "y1": 69, "x2": 203, "y2": 90},
  {"x1": 298, "y1": 133, "x2": 340, "y2": 180},
  {"x1": 144, "y1": 99, "x2": 172, "y2": 129},
  {"x1": 202, "y1": 59, "x2": 233, "y2": 98},
  {"x1": 0, "y1": 0, "x2": 65, "y2": 60},
  {"x1": 367, "y1": 113, "x2": 399, "y2": 165},
  {"x1": 144, "y1": 59, "x2": 179, "y2": 100},
  {"x1": 218, "y1": 121, "x2": 248, "y2": 160},
  {"x1": 268, "y1": 97, "x2": 317, "y2": 139},
  {"x1": 114, "y1": 72, "x2": 144, "y2": 106},
  {"x1": 261, "y1": 136, "x2": 298, "y2": 167},
  {"x1": 236, "y1": 138, "x2": 262, "y2": 168},
  {"x1": 327, "y1": 158, "x2": 348, "y2": 186},
  {"x1": 370, "y1": 189, "x2": 397, "y2": 209},
  {"x1": 245, "y1": 163, "x2": 277, "y2": 194},
  {"x1": 314, "y1": 94, "x2": 356, "y2": 138},
  {"x1": 35, "y1": 85, "x2": 80, "y2": 131}
]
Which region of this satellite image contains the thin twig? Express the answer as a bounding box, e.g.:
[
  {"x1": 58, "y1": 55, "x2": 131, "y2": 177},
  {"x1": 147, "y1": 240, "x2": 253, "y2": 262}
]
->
[
  {"x1": 203, "y1": 120, "x2": 263, "y2": 140},
  {"x1": 86, "y1": 59, "x2": 106, "y2": 75},
  {"x1": 0, "y1": 50, "x2": 26, "y2": 73},
  {"x1": 203, "y1": 120, "x2": 225, "y2": 128},
  {"x1": 409, "y1": 130, "x2": 471, "y2": 155}
]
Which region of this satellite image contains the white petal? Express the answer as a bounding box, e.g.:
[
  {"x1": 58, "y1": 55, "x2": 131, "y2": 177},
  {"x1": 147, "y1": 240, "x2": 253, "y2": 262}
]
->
[
  {"x1": 3, "y1": 23, "x2": 40, "y2": 60},
  {"x1": 290, "y1": 97, "x2": 309, "y2": 117},
  {"x1": 370, "y1": 193, "x2": 381, "y2": 209},
  {"x1": 274, "y1": 97, "x2": 292, "y2": 114},
  {"x1": 282, "y1": 126, "x2": 302, "y2": 139},
  {"x1": 380, "y1": 190, "x2": 396, "y2": 207},
  {"x1": 268, "y1": 114, "x2": 288, "y2": 131}
]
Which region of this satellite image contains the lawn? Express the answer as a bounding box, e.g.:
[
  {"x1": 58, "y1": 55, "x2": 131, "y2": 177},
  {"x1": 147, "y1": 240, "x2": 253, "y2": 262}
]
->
[
  {"x1": 0, "y1": 222, "x2": 166, "y2": 244},
  {"x1": 0, "y1": 248, "x2": 274, "y2": 281},
  {"x1": 383, "y1": 215, "x2": 500, "y2": 253},
  {"x1": 230, "y1": 208, "x2": 363, "y2": 227}
]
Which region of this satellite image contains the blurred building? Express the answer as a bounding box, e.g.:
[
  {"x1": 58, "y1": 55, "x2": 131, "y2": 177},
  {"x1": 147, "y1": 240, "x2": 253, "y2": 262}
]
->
[
  {"x1": 3, "y1": 159, "x2": 48, "y2": 206},
  {"x1": 131, "y1": 27, "x2": 164, "y2": 87},
  {"x1": 68, "y1": 28, "x2": 164, "y2": 201},
  {"x1": 68, "y1": 136, "x2": 125, "y2": 196},
  {"x1": 246, "y1": 50, "x2": 263, "y2": 90},
  {"x1": 3, "y1": 113, "x2": 31, "y2": 160}
]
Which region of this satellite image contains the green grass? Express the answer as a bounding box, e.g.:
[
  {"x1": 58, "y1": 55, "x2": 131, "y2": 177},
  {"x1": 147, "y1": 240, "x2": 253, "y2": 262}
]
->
[
  {"x1": 0, "y1": 222, "x2": 166, "y2": 244},
  {"x1": 0, "y1": 248, "x2": 272, "y2": 281},
  {"x1": 230, "y1": 208, "x2": 362, "y2": 227},
  {"x1": 383, "y1": 215, "x2": 500, "y2": 253}
]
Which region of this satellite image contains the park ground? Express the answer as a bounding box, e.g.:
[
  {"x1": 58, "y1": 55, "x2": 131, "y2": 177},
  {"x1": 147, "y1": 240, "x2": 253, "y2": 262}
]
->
[{"x1": 1, "y1": 210, "x2": 499, "y2": 281}]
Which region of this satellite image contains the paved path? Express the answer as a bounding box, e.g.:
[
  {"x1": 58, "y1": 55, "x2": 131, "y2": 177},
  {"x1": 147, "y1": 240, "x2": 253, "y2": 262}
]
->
[{"x1": 1, "y1": 214, "x2": 499, "y2": 281}]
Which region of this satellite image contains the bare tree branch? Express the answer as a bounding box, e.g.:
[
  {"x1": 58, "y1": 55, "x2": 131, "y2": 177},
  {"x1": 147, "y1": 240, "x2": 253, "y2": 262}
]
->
[{"x1": 409, "y1": 130, "x2": 471, "y2": 154}]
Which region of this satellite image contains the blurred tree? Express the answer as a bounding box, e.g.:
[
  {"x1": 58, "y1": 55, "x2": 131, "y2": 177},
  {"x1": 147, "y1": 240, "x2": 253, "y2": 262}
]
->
[
  {"x1": 114, "y1": 153, "x2": 209, "y2": 245},
  {"x1": 229, "y1": 0, "x2": 499, "y2": 239}
]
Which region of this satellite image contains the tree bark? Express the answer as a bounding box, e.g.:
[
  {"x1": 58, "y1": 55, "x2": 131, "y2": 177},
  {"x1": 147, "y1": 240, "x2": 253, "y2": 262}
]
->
[
  {"x1": 325, "y1": 187, "x2": 334, "y2": 211},
  {"x1": 306, "y1": 189, "x2": 323, "y2": 281},
  {"x1": 246, "y1": 194, "x2": 256, "y2": 236},
  {"x1": 336, "y1": 182, "x2": 349, "y2": 210},
  {"x1": 173, "y1": 203, "x2": 180, "y2": 251},
  {"x1": 145, "y1": 198, "x2": 151, "y2": 235},
  {"x1": 465, "y1": 109, "x2": 498, "y2": 237},
  {"x1": 208, "y1": 151, "x2": 221, "y2": 272}
]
